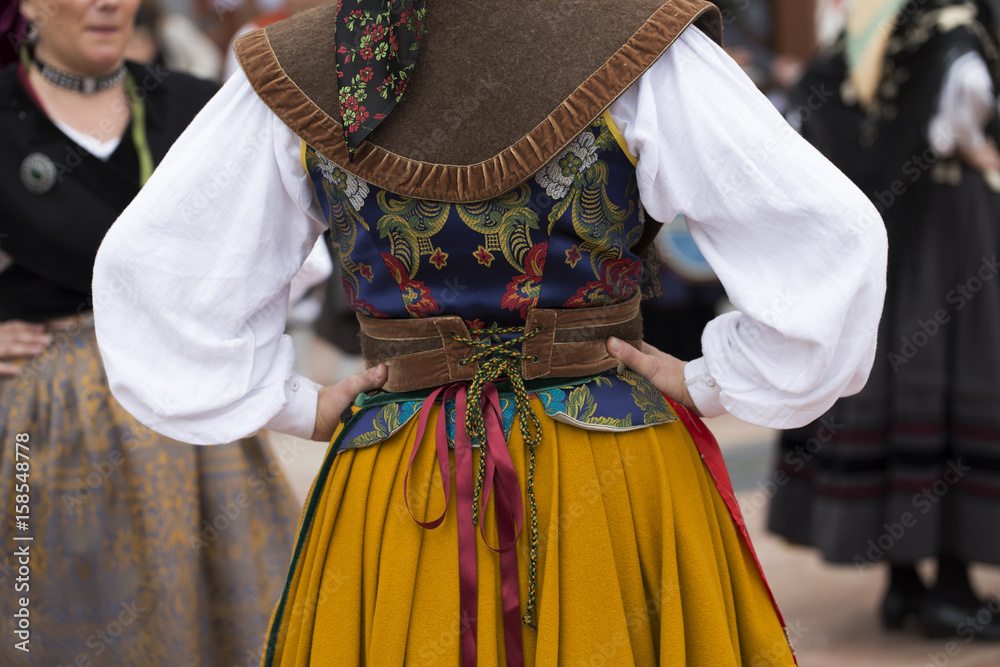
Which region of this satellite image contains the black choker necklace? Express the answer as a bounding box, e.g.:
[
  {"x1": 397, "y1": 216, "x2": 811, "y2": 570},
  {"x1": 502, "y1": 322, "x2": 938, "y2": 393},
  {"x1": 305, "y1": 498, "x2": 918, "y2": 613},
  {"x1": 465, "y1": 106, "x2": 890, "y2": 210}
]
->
[{"x1": 34, "y1": 57, "x2": 126, "y2": 95}]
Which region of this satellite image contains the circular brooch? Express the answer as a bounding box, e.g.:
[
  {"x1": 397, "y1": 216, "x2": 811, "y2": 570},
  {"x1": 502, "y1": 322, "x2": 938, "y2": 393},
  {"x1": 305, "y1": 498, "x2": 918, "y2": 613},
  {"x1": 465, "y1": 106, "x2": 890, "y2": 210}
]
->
[{"x1": 20, "y1": 152, "x2": 58, "y2": 195}]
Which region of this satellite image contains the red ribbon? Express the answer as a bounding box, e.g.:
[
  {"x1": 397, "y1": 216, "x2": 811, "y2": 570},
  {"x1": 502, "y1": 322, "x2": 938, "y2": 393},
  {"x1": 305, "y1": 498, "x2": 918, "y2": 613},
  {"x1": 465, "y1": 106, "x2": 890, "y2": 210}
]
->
[
  {"x1": 404, "y1": 382, "x2": 526, "y2": 667},
  {"x1": 404, "y1": 384, "x2": 454, "y2": 530},
  {"x1": 480, "y1": 383, "x2": 525, "y2": 665}
]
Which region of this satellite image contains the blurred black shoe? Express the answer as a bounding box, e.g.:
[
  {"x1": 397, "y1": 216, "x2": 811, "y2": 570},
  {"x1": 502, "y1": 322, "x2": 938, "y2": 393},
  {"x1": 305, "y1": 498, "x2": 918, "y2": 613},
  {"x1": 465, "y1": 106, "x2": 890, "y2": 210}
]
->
[{"x1": 921, "y1": 597, "x2": 1000, "y2": 640}]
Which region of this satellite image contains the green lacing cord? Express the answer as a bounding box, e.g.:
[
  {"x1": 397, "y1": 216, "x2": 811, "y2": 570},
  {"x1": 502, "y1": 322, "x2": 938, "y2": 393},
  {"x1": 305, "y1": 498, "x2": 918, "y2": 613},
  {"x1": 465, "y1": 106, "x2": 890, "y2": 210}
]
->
[{"x1": 451, "y1": 324, "x2": 543, "y2": 629}]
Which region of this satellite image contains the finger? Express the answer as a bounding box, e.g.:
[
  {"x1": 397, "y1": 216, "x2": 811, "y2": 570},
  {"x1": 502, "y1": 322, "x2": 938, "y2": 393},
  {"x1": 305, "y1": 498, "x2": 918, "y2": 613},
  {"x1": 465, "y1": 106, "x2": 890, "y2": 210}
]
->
[
  {"x1": 640, "y1": 340, "x2": 660, "y2": 355},
  {"x1": 313, "y1": 365, "x2": 389, "y2": 441},
  {"x1": 606, "y1": 337, "x2": 660, "y2": 378},
  {"x1": 341, "y1": 364, "x2": 388, "y2": 399},
  {"x1": 10, "y1": 332, "x2": 51, "y2": 346},
  {"x1": 1, "y1": 322, "x2": 46, "y2": 336},
  {"x1": 0, "y1": 342, "x2": 47, "y2": 357},
  {"x1": 639, "y1": 340, "x2": 672, "y2": 361},
  {"x1": 0, "y1": 362, "x2": 21, "y2": 376}
]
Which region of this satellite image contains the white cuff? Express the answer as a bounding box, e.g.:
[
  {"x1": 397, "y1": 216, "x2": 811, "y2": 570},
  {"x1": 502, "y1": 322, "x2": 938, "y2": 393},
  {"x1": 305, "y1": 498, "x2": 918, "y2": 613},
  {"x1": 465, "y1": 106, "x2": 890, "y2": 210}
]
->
[
  {"x1": 262, "y1": 374, "x2": 321, "y2": 440},
  {"x1": 683, "y1": 357, "x2": 726, "y2": 418}
]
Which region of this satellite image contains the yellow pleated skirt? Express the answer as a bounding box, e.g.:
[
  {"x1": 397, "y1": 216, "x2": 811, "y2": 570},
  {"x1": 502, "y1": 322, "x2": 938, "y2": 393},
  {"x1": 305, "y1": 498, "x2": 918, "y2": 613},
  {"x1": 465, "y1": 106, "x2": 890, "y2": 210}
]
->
[{"x1": 265, "y1": 398, "x2": 795, "y2": 666}]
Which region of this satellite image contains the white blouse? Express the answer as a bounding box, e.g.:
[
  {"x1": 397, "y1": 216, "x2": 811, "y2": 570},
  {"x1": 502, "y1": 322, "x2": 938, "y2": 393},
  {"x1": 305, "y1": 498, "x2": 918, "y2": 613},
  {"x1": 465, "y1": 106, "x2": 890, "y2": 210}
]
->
[
  {"x1": 54, "y1": 120, "x2": 121, "y2": 160},
  {"x1": 92, "y1": 26, "x2": 887, "y2": 445},
  {"x1": 928, "y1": 51, "x2": 996, "y2": 156}
]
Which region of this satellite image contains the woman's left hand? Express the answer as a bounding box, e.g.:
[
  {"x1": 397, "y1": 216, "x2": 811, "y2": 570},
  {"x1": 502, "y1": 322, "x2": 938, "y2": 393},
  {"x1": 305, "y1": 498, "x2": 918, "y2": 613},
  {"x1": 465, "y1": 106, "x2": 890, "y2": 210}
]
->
[{"x1": 606, "y1": 337, "x2": 702, "y2": 416}]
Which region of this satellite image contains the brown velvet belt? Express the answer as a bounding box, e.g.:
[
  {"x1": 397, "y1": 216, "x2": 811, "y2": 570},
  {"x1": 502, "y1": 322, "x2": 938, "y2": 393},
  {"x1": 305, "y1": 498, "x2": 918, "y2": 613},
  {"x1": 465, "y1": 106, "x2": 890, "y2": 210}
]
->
[{"x1": 356, "y1": 293, "x2": 643, "y2": 393}]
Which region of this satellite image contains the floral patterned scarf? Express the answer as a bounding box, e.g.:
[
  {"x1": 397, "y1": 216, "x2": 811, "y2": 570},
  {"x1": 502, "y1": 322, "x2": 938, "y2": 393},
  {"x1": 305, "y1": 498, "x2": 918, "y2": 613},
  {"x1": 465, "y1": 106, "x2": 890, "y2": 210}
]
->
[{"x1": 335, "y1": 0, "x2": 427, "y2": 157}]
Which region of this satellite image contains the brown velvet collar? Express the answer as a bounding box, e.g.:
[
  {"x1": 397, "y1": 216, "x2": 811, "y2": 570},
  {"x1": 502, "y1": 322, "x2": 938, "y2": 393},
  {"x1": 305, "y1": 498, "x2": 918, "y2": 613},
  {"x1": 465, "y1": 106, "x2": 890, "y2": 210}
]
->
[{"x1": 235, "y1": 0, "x2": 722, "y2": 202}]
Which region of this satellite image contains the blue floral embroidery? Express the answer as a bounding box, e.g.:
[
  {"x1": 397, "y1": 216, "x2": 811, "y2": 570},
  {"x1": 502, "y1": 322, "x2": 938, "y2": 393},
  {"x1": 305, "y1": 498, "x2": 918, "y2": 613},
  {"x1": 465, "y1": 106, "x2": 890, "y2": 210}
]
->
[{"x1": 338, "y1": 373, "x2": 677, "y2": 452}]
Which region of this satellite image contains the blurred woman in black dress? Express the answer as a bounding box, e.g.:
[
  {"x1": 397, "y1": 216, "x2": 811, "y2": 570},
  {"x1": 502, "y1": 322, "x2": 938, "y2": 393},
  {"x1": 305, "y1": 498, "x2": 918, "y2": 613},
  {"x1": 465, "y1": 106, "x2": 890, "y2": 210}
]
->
[{"x1": 769, "y1": 0, "x2": 1000, "y2": 639}]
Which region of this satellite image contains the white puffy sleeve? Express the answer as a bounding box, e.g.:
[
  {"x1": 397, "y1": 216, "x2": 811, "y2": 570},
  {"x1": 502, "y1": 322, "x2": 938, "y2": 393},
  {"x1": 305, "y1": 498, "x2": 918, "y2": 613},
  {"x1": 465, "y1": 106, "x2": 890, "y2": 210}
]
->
[
  {"x1": 93, "y1": 69, "x2": 328, "y2": 445},
  {"x1": 927, "y1": 51, "x2": 995, "y2": 156},
  {"x1": 608, "y1": 26, "x2": 888, "y2": 428}
]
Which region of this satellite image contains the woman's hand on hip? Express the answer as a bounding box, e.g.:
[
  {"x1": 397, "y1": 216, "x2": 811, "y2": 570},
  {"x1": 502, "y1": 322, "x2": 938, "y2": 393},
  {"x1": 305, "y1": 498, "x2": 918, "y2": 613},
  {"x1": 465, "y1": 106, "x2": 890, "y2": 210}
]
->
[
  {"x1": 606, "y1": 337, "x2": 701, "y2": 416},
  {"x1": 312, "y1": 364, "x2": 388, "y2": 442},
  {"x1": 0, "y1": 321, "x2": 52, "y2": 376}
]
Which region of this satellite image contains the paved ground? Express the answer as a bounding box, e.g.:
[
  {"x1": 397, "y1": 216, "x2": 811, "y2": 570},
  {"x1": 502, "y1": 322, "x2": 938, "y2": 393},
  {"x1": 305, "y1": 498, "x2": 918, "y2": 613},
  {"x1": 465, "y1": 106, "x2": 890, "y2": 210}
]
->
[{"x1": 271, "y1": 335, "x2": 1000, "y2": 666}]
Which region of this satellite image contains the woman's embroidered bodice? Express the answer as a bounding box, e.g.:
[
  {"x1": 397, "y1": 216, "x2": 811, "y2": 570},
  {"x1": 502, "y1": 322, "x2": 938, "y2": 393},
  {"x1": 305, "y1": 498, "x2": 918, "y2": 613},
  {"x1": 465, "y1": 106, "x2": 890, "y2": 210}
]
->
[
  {"x1": 304, "y1": 114, "x2": 679, "y2": 448},
  {"x1": 305, "y1": 113, "x2": 645, "y2": 324}
]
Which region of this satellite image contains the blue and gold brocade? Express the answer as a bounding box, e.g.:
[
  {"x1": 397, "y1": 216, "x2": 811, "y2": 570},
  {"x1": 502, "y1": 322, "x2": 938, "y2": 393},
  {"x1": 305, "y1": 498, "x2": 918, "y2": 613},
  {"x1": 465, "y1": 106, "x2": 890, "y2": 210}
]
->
[{"x1": 303, "y1": 114, "x2": 678, "y2": 449}]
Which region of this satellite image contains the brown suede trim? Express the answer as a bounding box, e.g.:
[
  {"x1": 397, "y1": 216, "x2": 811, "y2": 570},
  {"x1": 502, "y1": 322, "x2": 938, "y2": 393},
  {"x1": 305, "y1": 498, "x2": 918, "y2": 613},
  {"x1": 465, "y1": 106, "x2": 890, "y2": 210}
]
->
[
  {"x1": 522, "y1": 310, "x2": 557, "y2": 379},
  {"x1": 357, "y1": 294, "x2": 642, "y2": 393},
  {"x1": 235, "y1": 0, "x2": 722, "y2": 203}
]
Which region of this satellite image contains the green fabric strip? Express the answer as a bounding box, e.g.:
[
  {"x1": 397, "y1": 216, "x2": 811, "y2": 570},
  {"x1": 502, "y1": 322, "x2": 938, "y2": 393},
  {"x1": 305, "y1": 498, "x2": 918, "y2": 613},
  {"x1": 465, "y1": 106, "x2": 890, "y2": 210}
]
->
[{"x1": 125, "y1": 72, "x2": 154, "y2": 186}]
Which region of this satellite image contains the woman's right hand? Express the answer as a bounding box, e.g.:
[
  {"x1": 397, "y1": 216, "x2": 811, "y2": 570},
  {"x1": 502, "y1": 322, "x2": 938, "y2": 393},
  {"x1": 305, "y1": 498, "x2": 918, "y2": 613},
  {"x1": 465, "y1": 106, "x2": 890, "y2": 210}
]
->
[
  {"x1": 311, "y1": 364, "x2": 389, "y2": 442},
  {"x1": 0, "y1": 321, "x2": 52, "y2": 376}
]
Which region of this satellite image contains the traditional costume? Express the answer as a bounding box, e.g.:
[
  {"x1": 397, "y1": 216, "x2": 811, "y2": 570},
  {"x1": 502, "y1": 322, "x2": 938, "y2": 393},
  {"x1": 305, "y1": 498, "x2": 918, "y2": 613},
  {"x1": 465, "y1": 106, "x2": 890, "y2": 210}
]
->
[
  {"x1": 768, "y1": 0, "x2": 1000, "y2": 635},
  {"x1": 94, "y1": 0, "x2": 888, "y2": 664},
  {"x1": 0, "y1": 57, "x2": 298, "y2": 664}
]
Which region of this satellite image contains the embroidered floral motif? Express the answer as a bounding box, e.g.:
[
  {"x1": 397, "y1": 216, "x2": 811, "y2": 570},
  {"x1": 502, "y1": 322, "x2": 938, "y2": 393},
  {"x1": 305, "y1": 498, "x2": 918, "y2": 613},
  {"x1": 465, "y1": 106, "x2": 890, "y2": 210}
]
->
[
  {"x1": 621, "y1": 370, "x2": 677, "y2": 424},
  {"x1": 502, "y1": 243, "x2": 547, "y2": 318},
  {"x1": 565, "y1": 245, "x2": 582, "y2": 268},
  {"x1": 474, "y1": 246, "x2": 495, "y2": 267},
  {"x1": 429, "y1": 248, "x2": 448, "y2": 269},
  {"x1": 342, "y1": 280, "x2": 387, "y2": 318},
  {"x1": 346, "y1": 401, "x2": 420, "y2": 449},
  {"x1": 376, "y1": 192, "x2": 451, "y2": 282},
  {"x1": 337, "y1": 373, "x2": 677, "y2": 452},
  {"x1": 455, "y1": 185, "x2": 541, "y2": 272},
  {"x1": 308, "y1": 116, "x2": 643, "y2": 322},
  {"x1": 382, "y1": 253, "x2": 439, "y2": 317},
  {"x1": 563, "y1": 256, "x2": 641, "y2": 307},
  {"x1": 565, "y1": 385, "x2": 598, "y2": 421},
  {"x1": 560, "y1": 382, "x2": 635, "y2": 429},
  {"x1": 535, "y1": 132, "x2": 599, "y2": 200},
  {"x1": 315, "y1": 153, "x2": 369, "y2": 210},
  {"x1": 537, "y1": 388, "x2": 567, "y2": 414},
  {"x1": 305, "y1": 146, "x2": 379, "y2": 314},
  {"x1": 563, "y1": 281, "x2": 616, "y2": 307},
  {"x1": 540, "y1": 116, "x2": 640, "y2": 306}
]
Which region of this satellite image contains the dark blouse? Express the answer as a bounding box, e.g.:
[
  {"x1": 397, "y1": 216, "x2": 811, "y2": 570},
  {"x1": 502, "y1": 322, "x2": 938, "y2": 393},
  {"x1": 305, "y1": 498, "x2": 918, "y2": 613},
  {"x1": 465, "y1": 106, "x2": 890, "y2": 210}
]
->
[{"x1": 0, "y1": 61, "x2": 215, "y2": 321}]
